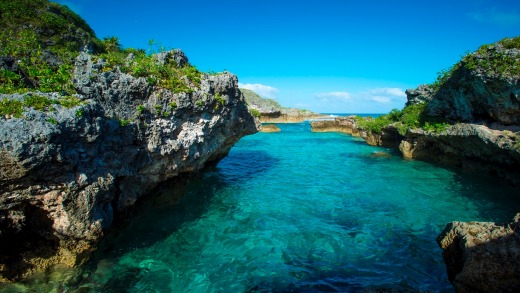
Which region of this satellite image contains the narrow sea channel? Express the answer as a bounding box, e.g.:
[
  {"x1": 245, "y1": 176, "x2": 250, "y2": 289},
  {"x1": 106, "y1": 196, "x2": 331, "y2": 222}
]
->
[{"x1": 6, "y1": 122, "x2": 520, "y2": 292}]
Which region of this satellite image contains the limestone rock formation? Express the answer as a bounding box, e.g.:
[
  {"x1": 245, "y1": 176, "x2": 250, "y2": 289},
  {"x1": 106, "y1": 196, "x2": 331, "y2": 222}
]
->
[
  {"x1": 426, "y1": 42, "x2": 520, "y2": 125},
  {"x1": 0, "y1": 51, "x2": 258, "y2": 281},
  {"x1": 241, "y1": 88, "x2": 327, "y2": 123},
  {"x1": 404, "y1": 84, "x2": 434, "y2": 106},
  {"x1": 437, "y1": 214, "x2": 520, "y2": 292},
  {"x1": 260, "y1": 124, "x2": 281, "y2": 133}
]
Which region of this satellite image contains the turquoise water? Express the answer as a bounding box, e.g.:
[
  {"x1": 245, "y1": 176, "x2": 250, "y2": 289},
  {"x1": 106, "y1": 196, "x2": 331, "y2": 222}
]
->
[{"x1": 5, "y1": 122, "x2": 520, "y2": 292}]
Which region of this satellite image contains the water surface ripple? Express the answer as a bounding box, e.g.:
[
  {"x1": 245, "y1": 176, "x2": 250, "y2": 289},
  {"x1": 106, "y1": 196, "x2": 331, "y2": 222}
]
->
[{"x1": 8, "y1": 122, "x2": 520, "y2": 292}]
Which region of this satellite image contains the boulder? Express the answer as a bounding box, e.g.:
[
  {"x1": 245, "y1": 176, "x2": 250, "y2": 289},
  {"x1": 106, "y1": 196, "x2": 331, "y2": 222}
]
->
[{"x1": 437, "y1": 214, "x2": 520, "y2": 292}]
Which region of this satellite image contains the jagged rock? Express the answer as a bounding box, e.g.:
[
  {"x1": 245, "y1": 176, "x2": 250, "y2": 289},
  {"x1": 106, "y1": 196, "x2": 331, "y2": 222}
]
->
[
  {"x1": 153, "y1": 49, "x2": 188, "y2": 67},
  {"x1": 425, "y1": 44, "x2": 520, "y2": 125},
  {"x1": 405, "y1": 84, "x2": 434, "y2": 106},
  {"x1": 437, "y1": 214, "x2": 520, "y2": 292},
  {"x1": 0, "y1": 51, "x2": 258, "y2": 280}
]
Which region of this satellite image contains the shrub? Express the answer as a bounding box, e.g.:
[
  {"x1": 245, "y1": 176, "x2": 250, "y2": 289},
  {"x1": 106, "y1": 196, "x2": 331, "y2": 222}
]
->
[
  {"x1": 58, "y1": 95, "x2": 82, "y2": 108},
  {"x1": 0, "y1": 98, "x2": 23, "y2": 118},
  {"x1": 119, "y1": 119, "x2": 132, "y2": 126},
  {"x1": 136, "y1": 104, "x2": 146, "y2": 114},
  {"x1": 355, "y1": 102, "x2": 450, "y2": 135},
  {"x1": 154, "y1": 105, "x2": 162, "y2": 115},
  {"x1": 23, "y1": 94, "x2": 55, "y2": 110},
  {"x1": 249, "y1": 108, "x2": 261, "y2": 118}
]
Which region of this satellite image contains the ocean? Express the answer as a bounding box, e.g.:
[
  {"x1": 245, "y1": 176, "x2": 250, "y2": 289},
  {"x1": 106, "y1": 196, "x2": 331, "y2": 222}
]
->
[{"x1": 4, "y1": 121, "x2": 519, "y2": 292}]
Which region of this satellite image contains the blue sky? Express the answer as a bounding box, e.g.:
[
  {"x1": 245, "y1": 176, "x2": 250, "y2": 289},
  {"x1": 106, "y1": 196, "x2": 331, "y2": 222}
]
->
[{"x1": 55, "y1": 0, "x2": 520, "y2": 113}]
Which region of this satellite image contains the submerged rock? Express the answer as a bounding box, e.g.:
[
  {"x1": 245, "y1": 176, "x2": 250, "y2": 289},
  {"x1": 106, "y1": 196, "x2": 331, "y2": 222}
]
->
[
  {"x1": 437, "y1": 214, "x2": 520, "y2": 292},
  {"x1": 0, "y1": 51, "x2": 258, "y2": 281}
]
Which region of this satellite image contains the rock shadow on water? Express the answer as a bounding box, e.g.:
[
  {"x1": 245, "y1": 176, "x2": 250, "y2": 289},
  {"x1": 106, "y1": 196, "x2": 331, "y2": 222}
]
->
[
  {"x1": 71, "y1": 150, "x2": 277, "y2": 290},
  {"x1": 216, "y1": 149, "x2": 278, "y2": 183},
  {"x1": 72, "y1": 173, "x2": 226, "y2": 288}
]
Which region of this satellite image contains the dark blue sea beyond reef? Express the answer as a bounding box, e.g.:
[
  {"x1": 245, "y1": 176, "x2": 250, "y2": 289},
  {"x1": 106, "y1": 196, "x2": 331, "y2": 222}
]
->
[{"x1": 6, "y1": 121, "x2": 520, "y2": 292}]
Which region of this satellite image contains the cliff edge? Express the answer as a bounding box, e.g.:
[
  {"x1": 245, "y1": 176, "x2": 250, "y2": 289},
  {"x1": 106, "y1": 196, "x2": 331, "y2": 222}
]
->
[{"x1": 0, "y1": 0, "x2": 258, "y2": 281}]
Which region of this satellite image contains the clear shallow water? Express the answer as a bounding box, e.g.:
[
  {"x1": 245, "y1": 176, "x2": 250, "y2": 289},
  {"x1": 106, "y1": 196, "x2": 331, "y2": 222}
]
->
[{"x1": 4, "y1": 122, "x2": 520, "y2": 292}]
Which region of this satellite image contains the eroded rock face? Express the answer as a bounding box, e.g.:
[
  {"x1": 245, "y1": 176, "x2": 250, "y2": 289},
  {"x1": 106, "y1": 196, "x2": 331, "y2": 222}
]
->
[
  {"x1": 425, "y1": 45, "x2": 520, "y2": 125},
  {"x1": 0, "y1": 51, "x2": 258, "y2": 280},
  {"x1": 437, "y1": 214, "x2": 520, "y2": 292},
  {"x1": 405, "y1": 84, "x2": 434, "y2": 107}
]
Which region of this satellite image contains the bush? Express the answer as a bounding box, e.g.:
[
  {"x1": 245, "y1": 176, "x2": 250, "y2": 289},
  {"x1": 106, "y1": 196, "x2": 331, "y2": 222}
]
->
[
  {"x1": 355, "y1": 103, "x2": 450, "y2": 135},
  {"x1": 0, "y1": 98, "x2": 23, "y2": 118},
  {"x1": 250, "y1": 108, "x2": 261, "y2": 118},
  {"x1": 23, "y1": 94, "x2": 54, "y2": 110}
]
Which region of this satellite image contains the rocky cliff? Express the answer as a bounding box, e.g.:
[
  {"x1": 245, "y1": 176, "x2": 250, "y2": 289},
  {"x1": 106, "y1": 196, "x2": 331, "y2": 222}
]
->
[
  {"x1": 0, "y1": 50, "x2": 258, "y2": 281},
  {"x1": 0, "y1": 1, "x2": 258, "y2": 281}
]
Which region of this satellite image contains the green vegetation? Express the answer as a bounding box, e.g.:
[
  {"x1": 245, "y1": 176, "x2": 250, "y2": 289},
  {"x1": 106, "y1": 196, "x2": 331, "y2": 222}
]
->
[
  {"x1": 214, "y1": 93, "x2": 226, "y2": 109},
  {"x1": 0, "y1": 98, "x2": 23, "y2": 118},
  {"x1": 372, "y1": 37, "x2": 519, "y2": 134},
  {"x1": 355, "y1": 103, "x2": 450, "y2": 135},
  {"x1": 23, "y1": 94, "x2": 54, "y2": 111},
  {"x1": 0, "y1": 0, "x2": 204, "y2": 114},
  {"x1": 463, "y1": 37, "x2": 520, "y2": 77},
  {"x1": 430, "y1": 36, "x2": 520, "y2": 93},
  {"x1": 154, "y1": 105, "x2": 162, "y2": 115},
  {"x1": 57, "y1": 95, "x2": 82, "y2": 108},
  {"x1": 0, "y1": 29, "x2": 76, "y2": 94},
  {"x1": 0, "y1": 0, "x2": 99, "y2": 52},
  {"x1": 92, "y1": 38, "x2": 202, "y2": 93},
  {"x1": 75, "y1": 109, "x2": 83, "y2": 117},
  {"x1": 241, "y1": 88, "x2": 282, "y2": 110},
  {"x1": 196, "y1": 100, "x2": 204, "y2": 107},
  {"x1": 47, "y1": 117, "x2": 57, "y2": 124},
  {"x1": 136, "y1": 104, "x2": 146, "y2": 115},
  {"x1": 118, "y1": 118, "x2": 132, "y2": 126},
  {"x1": 250, "y1": 108, "x2": 261, "y2": 118}
]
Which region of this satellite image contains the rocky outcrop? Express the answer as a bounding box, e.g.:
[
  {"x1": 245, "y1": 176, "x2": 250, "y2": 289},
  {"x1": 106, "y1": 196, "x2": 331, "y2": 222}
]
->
[
  {"x1": 241, "y1": 88, "x2": 328, "y2": 123},
  {"x1": 0, "y1": 50, "x2": 258, "y2": 281},
  {"x1": 437, "y1": 214, "x2": 520, "y2": 292},
  {"x1": 310, "y1": 117, "x2": 403, "y2": 149},
  {"x1": 311, "y1": 116, "x2": 520, "y2": 185},
  {"x1": 404, "y1": 84, "x2": 434, "y2": 106},
  {"x1": 260, "y1": 124, "x2": 281, "y2": 133},
  {"x1": 426, "y1": 43, "x2": 520, "y2": 125},
  {"x1": 398, "y1": 123, "x2": 520, "y2": 183}
]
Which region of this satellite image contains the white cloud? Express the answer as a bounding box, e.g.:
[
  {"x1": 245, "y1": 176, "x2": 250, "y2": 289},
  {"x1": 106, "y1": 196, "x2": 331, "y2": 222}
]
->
[
  {"x1": 367, "y1": 88, "x2": 406, "y2": 98},
  {"x1": 468, "y1": 10, "x2": 520, "y2": 27},
  {"x1": 315, "y1": 92, "x2": 351, "y2": 102},
  {"x1": 371, "y1": 96, "x2": 392, "y2": 103},
  {"x1": 363, "y1": 87, "x2": 406, "y2": 104},
  {"x1": 239, "y1": 83, "x2": 279, "y2": 99}
]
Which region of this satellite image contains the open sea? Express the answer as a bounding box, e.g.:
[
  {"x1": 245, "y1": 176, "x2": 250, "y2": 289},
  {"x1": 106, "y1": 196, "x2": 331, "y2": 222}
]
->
[{"x1": 2, "y1": 121, "x2": 520, "y2": 292}]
